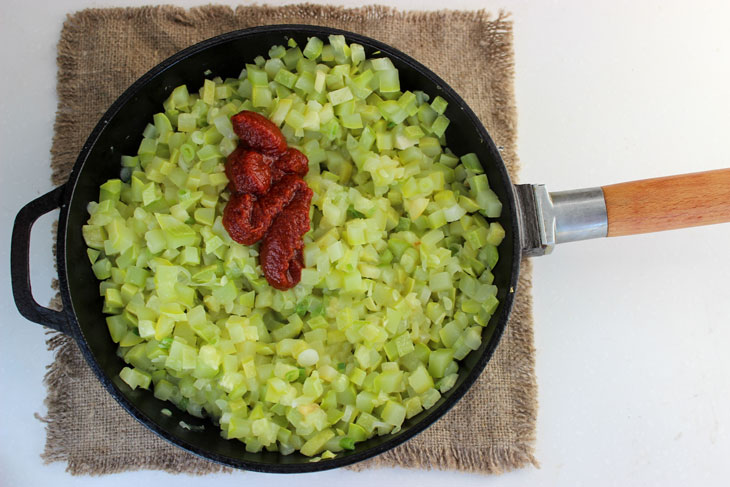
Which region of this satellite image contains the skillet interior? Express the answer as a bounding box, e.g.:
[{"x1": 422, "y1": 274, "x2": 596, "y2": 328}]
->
[{"x1": 58, "y1": 25, "x2": 521, "y2": 472}]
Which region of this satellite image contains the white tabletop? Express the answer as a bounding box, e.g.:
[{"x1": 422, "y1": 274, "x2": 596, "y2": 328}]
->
[{"x1": 2, "y1": 1, "x2": 730, "y2": 485}]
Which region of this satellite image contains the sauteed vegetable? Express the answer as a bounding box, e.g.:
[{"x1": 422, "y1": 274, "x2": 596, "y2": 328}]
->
[{"x1": 83, "y1": 35, "x2": 504, "y2": 458}]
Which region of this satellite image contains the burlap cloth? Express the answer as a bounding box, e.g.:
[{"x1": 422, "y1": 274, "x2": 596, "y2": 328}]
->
[{"x1": 41, "y1": 4, "x2": 537, "y2": 475}]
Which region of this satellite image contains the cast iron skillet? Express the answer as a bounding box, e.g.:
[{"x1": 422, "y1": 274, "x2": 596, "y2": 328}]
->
[
  {"x1": 11, "y1": 25, "x2": 520, "y2": 473},
  {"x1": 12, "y1": 24, "x2": 730, "y2": 473}
]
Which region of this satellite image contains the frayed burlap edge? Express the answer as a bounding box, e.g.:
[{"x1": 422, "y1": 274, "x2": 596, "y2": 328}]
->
[{"x1": 39, "y1": 4, "x2": 537, "y2": 475}]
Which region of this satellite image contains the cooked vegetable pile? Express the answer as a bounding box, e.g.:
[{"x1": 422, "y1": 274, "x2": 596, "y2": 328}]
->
[{"x1": 83, "y1": 35, "x2": 505, "y2": 458}]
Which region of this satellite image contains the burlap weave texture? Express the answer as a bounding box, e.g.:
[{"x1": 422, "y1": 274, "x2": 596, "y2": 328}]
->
[{"x1": 41, "y1": 4, "x2": 537, "y2": 475}]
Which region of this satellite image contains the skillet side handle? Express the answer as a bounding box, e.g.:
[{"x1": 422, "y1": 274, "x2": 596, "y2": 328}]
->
[
  {"x1": 11, "y1": 185, "x2": 70, "y2": 334},
  {"x1": 602, "y1": 168, "x2": 730, "y2": 237}
]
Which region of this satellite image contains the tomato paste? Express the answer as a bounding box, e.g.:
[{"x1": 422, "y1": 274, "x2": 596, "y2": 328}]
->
[{"x1": 223, "y1": 111, "x2": 313, "y2": 290}]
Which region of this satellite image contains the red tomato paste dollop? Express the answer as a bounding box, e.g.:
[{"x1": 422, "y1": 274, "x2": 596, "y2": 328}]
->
[{"x1": 222, "y1": 111, "x2": 313, "y2": 290}]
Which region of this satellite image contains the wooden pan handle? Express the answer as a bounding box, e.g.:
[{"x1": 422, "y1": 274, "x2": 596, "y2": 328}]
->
[{"x1": 602, "y1": 168, "x2": 730, "y2": 237}]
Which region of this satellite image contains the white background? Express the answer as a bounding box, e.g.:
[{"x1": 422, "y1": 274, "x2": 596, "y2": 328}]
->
[{"x1": 2, "y1": 1, "x2": 730, "y2": 486}]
